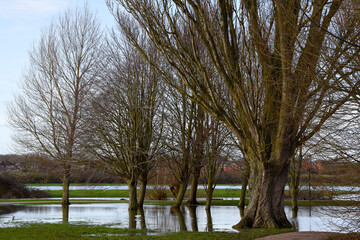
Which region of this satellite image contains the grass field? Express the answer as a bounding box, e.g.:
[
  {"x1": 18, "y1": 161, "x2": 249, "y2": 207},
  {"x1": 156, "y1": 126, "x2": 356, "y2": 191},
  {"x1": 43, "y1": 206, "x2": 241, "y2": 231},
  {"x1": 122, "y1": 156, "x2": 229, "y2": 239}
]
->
[
  {"x1": 0, "y1": 185, "x2": 358, "y2": 206},
  {"x1": 0, "y1": 223, "x2": 294, "y2": 240}
]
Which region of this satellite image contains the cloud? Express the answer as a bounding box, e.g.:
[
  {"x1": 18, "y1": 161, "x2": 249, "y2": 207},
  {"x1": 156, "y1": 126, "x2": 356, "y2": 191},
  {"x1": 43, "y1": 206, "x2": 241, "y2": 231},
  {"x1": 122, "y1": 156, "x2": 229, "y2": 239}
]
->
[{"x1": 0, "y1": 0, "x2": 70, "y2": 19}]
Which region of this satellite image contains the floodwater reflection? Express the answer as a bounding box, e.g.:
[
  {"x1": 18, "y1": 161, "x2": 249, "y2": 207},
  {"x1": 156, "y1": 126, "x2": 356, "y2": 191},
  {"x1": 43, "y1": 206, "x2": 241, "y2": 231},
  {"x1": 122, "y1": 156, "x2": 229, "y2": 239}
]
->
[
  {"x1": 62, "y1": 204, "x2": 69, "y2": 223},
  {"x1": 206, "y1": 208, "x2": 213, "y2": 232},
  {"x1": 171, "y1": 206, "x2": 187, "y2": 231},
  {"x1": 0, "y1": 203, "x2": 357, "y2": 233},
  {"x1": 188, "y1": 206, "x2": 198, "y2": 232}
]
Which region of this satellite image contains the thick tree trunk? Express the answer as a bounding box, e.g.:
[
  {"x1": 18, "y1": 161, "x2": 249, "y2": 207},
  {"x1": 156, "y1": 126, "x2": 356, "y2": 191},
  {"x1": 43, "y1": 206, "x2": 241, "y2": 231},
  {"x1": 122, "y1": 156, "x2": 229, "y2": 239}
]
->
[
  {"x1": 61, "y1": 165, "x2": 71, "y2": 206},
  {"x1": 238, "y1": 161, "x2": 250, "y2": 211},
  {"x1": 137, "y1": 171, "x2": 148, "y2": 208},
  {"x1": 233, "y1": 160, "x2": 292, "y2": 229},
  {"x1": 173, "y1": 181, "x2": 188, "y2": 208},
  {"x1": 128, "y1": 178, "x2": 138, "y2": 210},
  {"x1": 128, "y1": 209, "x2": 136, "y2": 229},
  {"x1": 187, "y1": 167, "x2": 201, "y2": 206}
]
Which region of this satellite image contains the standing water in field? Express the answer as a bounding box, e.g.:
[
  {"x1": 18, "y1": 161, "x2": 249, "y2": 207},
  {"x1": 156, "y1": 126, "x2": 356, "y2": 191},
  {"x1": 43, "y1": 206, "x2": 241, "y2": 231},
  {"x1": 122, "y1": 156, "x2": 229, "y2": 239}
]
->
[{"x1": 0, "y1": 203, "x2": 358, "y2": 233}]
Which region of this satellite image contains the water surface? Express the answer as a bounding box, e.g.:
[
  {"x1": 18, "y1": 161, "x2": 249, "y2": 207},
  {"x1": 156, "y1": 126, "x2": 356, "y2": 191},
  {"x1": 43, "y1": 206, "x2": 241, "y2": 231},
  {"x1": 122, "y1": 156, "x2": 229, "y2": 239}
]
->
[
  {"x1": 0, "y1": 203, "x2": 357, "y2": 233},
  {"x1": 28, "y1": 185, "x2": 360, "y2": 191}
]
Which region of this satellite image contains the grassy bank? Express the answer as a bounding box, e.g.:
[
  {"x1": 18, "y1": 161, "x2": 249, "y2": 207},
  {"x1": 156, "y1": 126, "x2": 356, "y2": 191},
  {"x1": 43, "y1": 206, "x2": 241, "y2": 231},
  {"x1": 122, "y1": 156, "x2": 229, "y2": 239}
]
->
[
  {"x1": 1, "y1": 184, "x2": 357, "y2": 206},
  {"x1": 0, "y1": 223, "x2": 293, "y2": 240},
  {"x1": 44, "y1": 188, "x2": 241, "y2": 199},
  {"x1": 44, "y1": 188, "x2": 360, "y2": 199}
]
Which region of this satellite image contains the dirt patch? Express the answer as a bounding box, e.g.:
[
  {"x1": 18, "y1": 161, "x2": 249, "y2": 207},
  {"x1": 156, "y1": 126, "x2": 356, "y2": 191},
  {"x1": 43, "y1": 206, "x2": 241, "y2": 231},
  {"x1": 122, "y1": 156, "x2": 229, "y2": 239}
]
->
[{"x1": 255, "y1": 231, "x2": 338, "y2": 240}]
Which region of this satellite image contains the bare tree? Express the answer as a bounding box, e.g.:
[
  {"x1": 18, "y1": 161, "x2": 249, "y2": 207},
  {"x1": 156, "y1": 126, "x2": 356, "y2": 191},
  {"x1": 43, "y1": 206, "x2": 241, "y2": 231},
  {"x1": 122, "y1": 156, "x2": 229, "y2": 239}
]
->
[
  {"x1": 202, "y1": 114, "x2": 230, "y2": 210},
  {"x1": 108, "y1": 0, "x2": 360, "y2": 228},
  {"x1": 87, "y1": 30, "x2": 163, "y2": 210},
  {"x1": 8, "y1": 5, "x2": 103, "y2": 206},
  {"x1": 163, "y1": 83, "x2": 195, "y2": 208},
  {"x1": 186, "y1": 105, "x2": 205, "y2": 206}
]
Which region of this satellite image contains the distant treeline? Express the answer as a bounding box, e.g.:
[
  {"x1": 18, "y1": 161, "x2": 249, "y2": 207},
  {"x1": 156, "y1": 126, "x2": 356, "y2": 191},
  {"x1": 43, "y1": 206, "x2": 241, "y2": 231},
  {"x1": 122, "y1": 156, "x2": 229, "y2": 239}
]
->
[{"x1": 0, "y1": 154, "x2": 243, "y2": 184}]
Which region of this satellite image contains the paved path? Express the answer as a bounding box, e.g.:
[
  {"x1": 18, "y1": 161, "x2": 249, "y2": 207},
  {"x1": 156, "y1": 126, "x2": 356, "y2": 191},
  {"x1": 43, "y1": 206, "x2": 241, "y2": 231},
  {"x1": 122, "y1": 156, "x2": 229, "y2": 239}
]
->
[{"x1": 256, "y1": 232, "x2": 337, "y2": 240}]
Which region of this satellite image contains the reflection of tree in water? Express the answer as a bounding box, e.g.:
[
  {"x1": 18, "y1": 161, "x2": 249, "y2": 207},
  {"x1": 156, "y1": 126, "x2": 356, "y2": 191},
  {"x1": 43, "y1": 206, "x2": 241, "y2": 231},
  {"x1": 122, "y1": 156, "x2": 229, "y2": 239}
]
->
[
  {"x1": 188, "y1": 206, "x2": 198, "y2": 232},
  {"x1": 128, "y1": 208, "x2": 146, "y2": 231},
  {"x1": 142, "y1": 205, "x2": 218, "y2": 233},
  {"x1": 206, "y1": 208, "x2": 213, "y2": 233},
  {"x1": 320, "y1": 205, "x2": 360, "y2": 233},
  {"x1": 62, "y1": 204, "x2": 69, "y2": 223},
  {"x1": 144, "y1": 206, "x2": 172, "y2": 232},
  {"x1": 0, "y1": 205, "x2": 26, "y2": 216},
  {"x1": 137, "y1": 208, "x2": 146, "y2": 230},
  {"x1": 171, "y1": 207, "x2": 187, "y2": 231},
  {"x1": 286, "y1": 205, "x2": 360, "y2": 232}
]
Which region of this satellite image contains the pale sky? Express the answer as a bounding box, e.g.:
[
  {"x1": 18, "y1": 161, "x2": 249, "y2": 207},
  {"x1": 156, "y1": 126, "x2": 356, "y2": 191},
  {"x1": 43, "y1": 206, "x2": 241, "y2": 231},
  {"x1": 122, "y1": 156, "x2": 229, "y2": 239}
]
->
[{"x1": 0, "y1": 0, "x2": 115, "y2": 154}]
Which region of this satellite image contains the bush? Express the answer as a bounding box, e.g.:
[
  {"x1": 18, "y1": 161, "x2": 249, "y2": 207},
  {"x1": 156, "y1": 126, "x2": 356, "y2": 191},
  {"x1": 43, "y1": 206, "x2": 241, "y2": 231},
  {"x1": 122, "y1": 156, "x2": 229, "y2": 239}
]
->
[
  {"x1": 145, "y1": 187, "x2": 169, "y2": 200},
  {"x1": 0, "y1": 173, "x2": 50, "y2": 199}
]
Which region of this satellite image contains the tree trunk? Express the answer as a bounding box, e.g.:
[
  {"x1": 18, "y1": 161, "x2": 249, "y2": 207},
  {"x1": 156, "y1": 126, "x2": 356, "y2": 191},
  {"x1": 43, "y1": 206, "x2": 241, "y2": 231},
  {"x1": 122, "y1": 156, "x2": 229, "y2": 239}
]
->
[
  {"x1": 128, "y1": 177, "x2": 138, "y2": 210},
  {"x1": 238, "y1": 160, "x2": 250, "y2": 211},
  {"x1": 205, "y1": 177, "x2": 214, "y2": 210},
  {"x1": 187, "y1": 106, "x2": 205, "y2": 206},
  {"x1": 0, "y1": 182, "x2": 4, "y2": 197},
  {"x1": 61, "y1": 165, "x2": 71, "y2": 206},
  {"x1": 137, "y1": 171, "x2": 148, "y2": 208},
  {"x1": 128, "y1": 209, "x2": 136, "y2": 229},
  {"x1": 173, "y1": 181, "x2": 188, "y2": 208},
  {"x1": 290, "y1": 156, "x2": 301, "y2": 214},
  {"x1": 187, "y1": 167, "x2": 201, "y2": 206},
  {"x1": 233, "y1": 160, "x2": 292, "y2": 229}
]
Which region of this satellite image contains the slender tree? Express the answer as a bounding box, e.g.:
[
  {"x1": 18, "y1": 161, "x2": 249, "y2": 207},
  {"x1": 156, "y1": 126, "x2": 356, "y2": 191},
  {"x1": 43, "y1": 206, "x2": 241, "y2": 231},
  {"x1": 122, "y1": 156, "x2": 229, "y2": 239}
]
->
[
  {"x1": 187, "y1": 106, "x2": 205, "y2": 206},
  {"x1": 8, "y1": 5, "x2": 102, "y2": 206},
  {"x1": 202, "y1": 114, "x2": 230, "y2": 210},
  {"x1": 87, "y1": 30, "x2": 163, "y2": 210},
  {"x1": 163, "y1": 83, "x2": 195, "y2": 208},
  {"x1": 108, "y1": 0, "x2": 360, "y2": 228}
]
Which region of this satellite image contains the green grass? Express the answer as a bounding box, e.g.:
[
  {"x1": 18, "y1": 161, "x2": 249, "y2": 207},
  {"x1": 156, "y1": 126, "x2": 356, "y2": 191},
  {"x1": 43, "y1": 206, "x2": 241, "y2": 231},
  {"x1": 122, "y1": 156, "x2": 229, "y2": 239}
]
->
[
  {"x1": 43, "y1": 188, "x2": 241, "y2": 198},
  {"x1": 0, "y1": 223, "x2": 294, "y2": 240},
  {"x1": 1, "y1": 183, "x2": 357, "y2": 207},
  {"x1": 43, "y1": 187, "x2": 360, "y2": 199},
  {"x1": 46, "y1": 189, "x2": 130, "y2": 198}
]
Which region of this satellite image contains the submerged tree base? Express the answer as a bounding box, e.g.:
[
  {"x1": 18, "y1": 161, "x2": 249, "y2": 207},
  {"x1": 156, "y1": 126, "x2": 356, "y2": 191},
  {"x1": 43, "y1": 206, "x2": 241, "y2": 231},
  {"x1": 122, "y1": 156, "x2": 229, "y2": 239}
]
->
[{"x1": 232, "y1": 218, "x2": 293, "y2": 230}]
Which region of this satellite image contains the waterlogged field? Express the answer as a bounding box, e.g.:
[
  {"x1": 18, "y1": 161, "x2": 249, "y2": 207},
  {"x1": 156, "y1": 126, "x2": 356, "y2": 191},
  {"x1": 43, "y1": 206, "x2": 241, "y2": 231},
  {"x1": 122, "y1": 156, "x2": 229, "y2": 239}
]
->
[
  {"x1": 0, "y1": 183, "x2": 359, "y2": 238},
  {"x1": 0, "y1": 223, "x2": 294, "y2": 240},
  {"x1": 0, "y1": 204, "x2": 359, "y2": 233}
]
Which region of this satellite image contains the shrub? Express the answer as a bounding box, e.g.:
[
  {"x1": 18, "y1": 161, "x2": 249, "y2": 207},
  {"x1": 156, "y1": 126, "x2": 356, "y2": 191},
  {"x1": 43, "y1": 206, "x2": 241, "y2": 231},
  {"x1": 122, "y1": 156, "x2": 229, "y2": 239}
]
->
[
  {"x1": 0, "y1": 173, "x2": 50, "y2": 199},
  {"x1": 145, "y1": 187, "x2": 169, "y2": 200}
]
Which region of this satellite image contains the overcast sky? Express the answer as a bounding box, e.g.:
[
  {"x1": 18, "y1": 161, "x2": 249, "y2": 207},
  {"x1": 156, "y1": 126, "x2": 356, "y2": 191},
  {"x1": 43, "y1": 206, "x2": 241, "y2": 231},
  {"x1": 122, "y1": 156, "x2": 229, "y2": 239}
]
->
[{"x1": 0, "y1": 0, "x2": 115, "y2": 154}]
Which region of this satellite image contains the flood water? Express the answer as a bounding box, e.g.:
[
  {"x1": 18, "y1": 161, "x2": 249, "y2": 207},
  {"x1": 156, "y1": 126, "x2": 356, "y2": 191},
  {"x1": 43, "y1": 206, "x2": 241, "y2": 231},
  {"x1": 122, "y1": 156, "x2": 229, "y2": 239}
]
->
[
  {"x1": 28, "y1": 185, "x2": 360, "y2": 191},
  {"x1": 0, "y1": 203, "x2": 358, "y2": 233}
]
